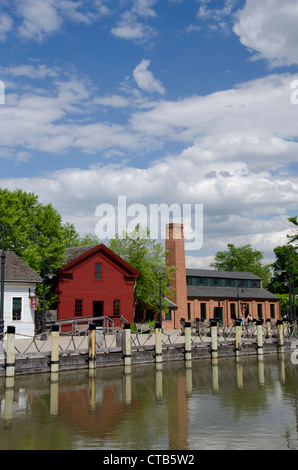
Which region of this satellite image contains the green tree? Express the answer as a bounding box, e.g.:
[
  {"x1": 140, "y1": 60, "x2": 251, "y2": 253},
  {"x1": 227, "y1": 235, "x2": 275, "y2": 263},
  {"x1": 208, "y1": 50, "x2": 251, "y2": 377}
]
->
[
  {"x1": 288, "y1": 216, "x2": 298, "y2": 247},
  {"x1": 109, "y1": 224, "x2": 175, "y2": 320},
  {"x1": 0, "y1": 189, "x2": 100, "y2": 311},
  {"x1": 210, "y1": 243, "x2": 272, "y2": 287}
]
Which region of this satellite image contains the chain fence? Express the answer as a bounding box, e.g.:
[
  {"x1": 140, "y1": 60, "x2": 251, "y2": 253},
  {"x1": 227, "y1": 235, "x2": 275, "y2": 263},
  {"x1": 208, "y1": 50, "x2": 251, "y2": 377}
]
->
[{"x1": 2, "y1": 318, "x2": 297, "y2": 359}]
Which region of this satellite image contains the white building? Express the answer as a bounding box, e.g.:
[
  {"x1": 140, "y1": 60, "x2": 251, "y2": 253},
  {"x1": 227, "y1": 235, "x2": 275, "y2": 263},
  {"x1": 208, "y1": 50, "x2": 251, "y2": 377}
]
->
[{"x1": 1, "y1": 252, "x2": 42, "y2": 339}]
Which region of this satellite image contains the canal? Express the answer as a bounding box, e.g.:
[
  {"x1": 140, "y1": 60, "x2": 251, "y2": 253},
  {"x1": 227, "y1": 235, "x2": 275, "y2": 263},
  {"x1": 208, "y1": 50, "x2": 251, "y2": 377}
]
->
[{"x1": 0, "y1": 354, "x2": 298, "y2": 450}]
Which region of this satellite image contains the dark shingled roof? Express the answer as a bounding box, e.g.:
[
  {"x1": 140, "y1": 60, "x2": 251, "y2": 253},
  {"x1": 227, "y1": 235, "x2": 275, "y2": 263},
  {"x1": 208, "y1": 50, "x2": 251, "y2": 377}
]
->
[
  {"x1": 186, "y1": 268, "x2": 262, "y2": 280},
  {"x1": 64, "y1": 245, "x2": 97, "y2": 265},
  {"x1": 0, "y1": 252, "x2": 42, "y2": 283},
  {"x1": 187, "y1": 286, "x2": 279, "y2": 301}
]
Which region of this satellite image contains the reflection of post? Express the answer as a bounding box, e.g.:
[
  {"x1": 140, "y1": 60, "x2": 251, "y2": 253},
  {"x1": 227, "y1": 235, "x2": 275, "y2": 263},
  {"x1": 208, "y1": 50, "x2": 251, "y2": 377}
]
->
[
  {"x1": 212, "y1": 361, "x2": 219, "y2": 393},
  {"x1": 156, "y1": 366, "x2": 163, "y2": 401},
  {"x1": 124, "y1": 366, "x2": 132, "y2": 405},
  {"x1": 4, "y1": 377, "x2": 14, "y2": 424},
  {"x1": 236, "y1": 361, "x2": 243, "y2": 389},
  {"x1": 185, "y1": 366, "x2": 192, "y2": 398},
  {"x1": 258, "y1": 359, "x2": 265, "y2": 386},
  {"x1": 278, "y1": 354, "x2": 286, "y2": 384},
  {"x1": 50, "y1": 374, "x2": 59, "y2": 416},
  {"x1": 88, "y1": 373, "x2": 96, "y2": 412}
]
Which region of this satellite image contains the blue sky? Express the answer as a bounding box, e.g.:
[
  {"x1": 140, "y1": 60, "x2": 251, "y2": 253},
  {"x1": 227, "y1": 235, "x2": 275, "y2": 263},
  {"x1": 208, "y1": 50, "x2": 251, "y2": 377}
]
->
[{"x1": 0, "y1": 0, "x2": 298, "y2": 268}]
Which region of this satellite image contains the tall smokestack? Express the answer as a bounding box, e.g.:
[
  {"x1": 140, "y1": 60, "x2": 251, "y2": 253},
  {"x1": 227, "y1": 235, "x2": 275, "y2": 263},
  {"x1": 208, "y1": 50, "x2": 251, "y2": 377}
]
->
[{"x1": 166, "y1": 223, "x2": 188, "y2": 328}]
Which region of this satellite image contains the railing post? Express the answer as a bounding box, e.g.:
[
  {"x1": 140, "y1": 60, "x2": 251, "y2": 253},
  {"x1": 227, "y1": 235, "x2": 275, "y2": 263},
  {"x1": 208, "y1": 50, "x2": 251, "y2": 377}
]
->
[
  {"x1": 266, "y1": 319, "x2": 271, "y2": 338},
  {"x1": 88, "y1": 323, "x2": 96, "y2": 370},
  {"x1": 235, "y1": 319, "x2": 242, "y2": 358},
  {"x1": 257, "y1": 320, "x2": 263, "y2": 358},
  {"x1": 123, "y1": 323, "x2": 131, "y2": 367},
  {"x1": 155, "y1": 323, "x2": 162, "y2": 364},
  {"x1": 50, "y1": 324, "x2": 60, "y2": 374},
  {"x1": 5, "y1": 326, "x2": 15, "y2": 378},
  {"x1": 277, "y1": 319, "x2": 284, "y2": 354},
  {"x1": 210, "y1": 320, "x2": 218, "y2": 361},
  {"x1": 185, "y1": 321, "x2": 192, "y2": 362}
]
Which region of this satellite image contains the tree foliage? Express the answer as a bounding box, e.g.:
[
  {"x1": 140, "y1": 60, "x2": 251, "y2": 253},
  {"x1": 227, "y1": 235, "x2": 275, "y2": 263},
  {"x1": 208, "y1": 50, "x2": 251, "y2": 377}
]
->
[
  {"x1": 210, "y1": 243, "x2": 271, "y2": 287},
  {"x1": 109, "y1": 224, "x2": 175, "y2": 317},
  {"x1": 0, "y1": 189, "x2": 99, "y2": 275}
]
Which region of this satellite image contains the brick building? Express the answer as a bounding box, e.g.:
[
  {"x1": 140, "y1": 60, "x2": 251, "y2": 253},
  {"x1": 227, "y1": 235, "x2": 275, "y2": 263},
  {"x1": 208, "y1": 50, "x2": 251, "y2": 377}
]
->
[{"x1": 164, "y1": 223, "x2": 280, "y2": 329}]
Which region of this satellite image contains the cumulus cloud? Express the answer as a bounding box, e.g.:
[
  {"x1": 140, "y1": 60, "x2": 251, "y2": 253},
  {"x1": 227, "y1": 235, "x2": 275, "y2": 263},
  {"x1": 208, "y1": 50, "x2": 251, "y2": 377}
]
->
[
  {"x1": 233, "y1": 0, "x2": 298, "y2": 67},
  {"x1": 133, "y1": 60, "x2": 165, "y2": 94}
]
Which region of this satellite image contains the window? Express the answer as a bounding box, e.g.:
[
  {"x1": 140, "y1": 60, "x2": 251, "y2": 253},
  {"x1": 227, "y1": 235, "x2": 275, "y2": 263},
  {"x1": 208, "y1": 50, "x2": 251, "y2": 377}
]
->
[
  {"x1": 95, "y1": 263, "x2": 102, "y2": 280},
  {"x1": 187, "y1": 303, "x2": 191, "y2": 320},
  {"x1": 270, "y1": 304, "x2": 275, "y2": 319},
  {"x1": 75, "y1": 299, "x2": 83, "y2": 317},
  {"x1": 258, "y1": 304, "x2": 263, "y2": 320},
  {"x1": 230, "y1": 303, "x2": 236, "y2": 320},
  {"x1": 113, "y1": 300, "x2": 120, "y2": 316},
  {"x1": 12, "y1": 297, "x2": 22, "y2": 321},
  {"x1": 201, "y1": 303, "x2": 206, "y2": 321},
  {"x1": 165, "y1": 310, "x2": 172, "y2": 321}
]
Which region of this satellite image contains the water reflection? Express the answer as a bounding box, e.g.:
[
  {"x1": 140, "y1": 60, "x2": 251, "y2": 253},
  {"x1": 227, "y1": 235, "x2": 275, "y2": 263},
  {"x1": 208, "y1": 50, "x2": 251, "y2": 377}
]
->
[{"x1": 0, "y1": 354, "x2": 298, "y2": 450}]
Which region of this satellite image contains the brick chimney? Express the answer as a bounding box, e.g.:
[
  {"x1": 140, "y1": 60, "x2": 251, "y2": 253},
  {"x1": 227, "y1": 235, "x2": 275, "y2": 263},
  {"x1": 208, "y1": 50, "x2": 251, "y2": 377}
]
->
[{"x1": 166, "y1": 223, "x2": 188, "y2": 327}]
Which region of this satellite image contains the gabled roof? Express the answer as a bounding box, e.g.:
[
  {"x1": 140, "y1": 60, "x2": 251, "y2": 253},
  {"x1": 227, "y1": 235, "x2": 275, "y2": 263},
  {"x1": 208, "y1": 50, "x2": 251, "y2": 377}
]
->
[
  {"x1": 0, "y1": 251, "x2": 42, "y2": 283},
  {"x1": 187, "y1": 285, "x2": 279, "y2": 301},
  {"x1": 186, "y1": 268, "x2": 262, "y2": 280},
  {"x1": 60, "y1": 244, "x2": 140, "y2": 277}
]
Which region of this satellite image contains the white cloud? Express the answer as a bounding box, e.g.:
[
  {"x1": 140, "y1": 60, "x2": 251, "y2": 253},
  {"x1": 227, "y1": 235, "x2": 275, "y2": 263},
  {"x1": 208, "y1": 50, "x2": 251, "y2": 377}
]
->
[
  {"x1": 233, "y1": 0, "x2": 298, "y2": 67},
  {"x1": 0, "y1": 13, "x2": 13, "y2": 41},
  {"x1": 0, "y1": 65, "x2": 297, "y2": 265},
  {"x1": 133, "y1": 60, "x2": 165, "y2": 94},
  {"x1": 111, "y1": 11, "x2": 155, "y2": 42}
]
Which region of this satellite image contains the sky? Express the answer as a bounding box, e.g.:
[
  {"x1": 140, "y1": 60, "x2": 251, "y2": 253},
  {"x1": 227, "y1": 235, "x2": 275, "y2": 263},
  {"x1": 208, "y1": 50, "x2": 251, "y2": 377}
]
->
[{"x1": 0, "y1": 0, "x2": 298, "y2": 269}]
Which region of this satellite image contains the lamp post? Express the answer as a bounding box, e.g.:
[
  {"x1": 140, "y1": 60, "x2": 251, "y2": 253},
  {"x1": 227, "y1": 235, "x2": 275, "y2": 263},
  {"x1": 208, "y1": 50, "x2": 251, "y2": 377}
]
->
[
  {"x1": 41, "y1": 260, "x2": 55, "y2": 340},
  {"x1": 0, "y1": 224, "x2": 5, "y2": 352},
  {"x1": 156, "y1": 267, "x2": 169, "y2": 329}
]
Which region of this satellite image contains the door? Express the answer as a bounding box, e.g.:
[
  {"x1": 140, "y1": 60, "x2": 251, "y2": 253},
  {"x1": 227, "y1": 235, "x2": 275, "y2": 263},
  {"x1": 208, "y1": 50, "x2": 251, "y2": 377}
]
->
[
  {"x1": 93, "y1": 301, "x2": 104, "y2": 318},
  {"x1": 214, "y1": 307, "x2": 223, "y2": 325}
]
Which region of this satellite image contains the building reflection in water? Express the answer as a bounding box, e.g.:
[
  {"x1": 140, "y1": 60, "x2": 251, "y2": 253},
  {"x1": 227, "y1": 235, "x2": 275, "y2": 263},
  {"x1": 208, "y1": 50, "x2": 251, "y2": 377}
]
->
[{"x1": 0, "y1": 354, "x2": 297, "y2": 450}]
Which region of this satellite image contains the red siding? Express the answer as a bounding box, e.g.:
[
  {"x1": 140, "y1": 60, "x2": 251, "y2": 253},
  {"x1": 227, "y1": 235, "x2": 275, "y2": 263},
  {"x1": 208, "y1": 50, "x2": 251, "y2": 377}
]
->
[{"x1": 57, "y1": 246, "x2": 138, "y2": 326}]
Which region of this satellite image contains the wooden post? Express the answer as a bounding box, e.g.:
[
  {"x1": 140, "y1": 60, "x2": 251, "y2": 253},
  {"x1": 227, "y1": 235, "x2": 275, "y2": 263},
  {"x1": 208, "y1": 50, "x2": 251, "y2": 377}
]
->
[
  {"x1": 123, "y1": 323, "x2": 131, "y2": 367},
  {"x1": 185, "y1": 321, "x2": 192, "y2": 362},
  {"x1": 88, "y1": 323, "x2": 96, "y2": 370},
  {"x1": 277, "y1": 319, "x2": 284, "y2": 354},
  {"x1": 235, "y1": 319, "x2": 242, "y2": 358},
  {"x1": 210, "y1": 320, "x2": 218, "y2": 360},
  {"x1": 5, "y1": 326, "x2": 15, "y2": 378},
  {"x1": 266, "y1": 319, "x2": 271, "y2": 339},
  {"x1": 155, "y1": 323, "x2": 162, "y2": 364},
  {"x1": 50, "y1": 324, "x2": 60, "y2": 374},
  {"x1": 257, "y1": 320, "x2": 263, "y2": 357}
]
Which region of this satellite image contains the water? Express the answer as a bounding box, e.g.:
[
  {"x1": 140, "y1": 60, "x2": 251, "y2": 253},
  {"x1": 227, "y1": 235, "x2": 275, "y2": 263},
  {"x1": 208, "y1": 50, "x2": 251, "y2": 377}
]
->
[{"x1": 0, "y1": 354, "x2": 298, "y2": 450}]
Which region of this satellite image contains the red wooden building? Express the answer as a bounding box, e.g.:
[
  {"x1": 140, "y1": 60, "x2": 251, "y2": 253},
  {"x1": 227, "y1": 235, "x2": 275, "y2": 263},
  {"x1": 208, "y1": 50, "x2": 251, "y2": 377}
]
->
[{"x1": 56, "y1": 244, "x2": 139, "y2": 326}]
